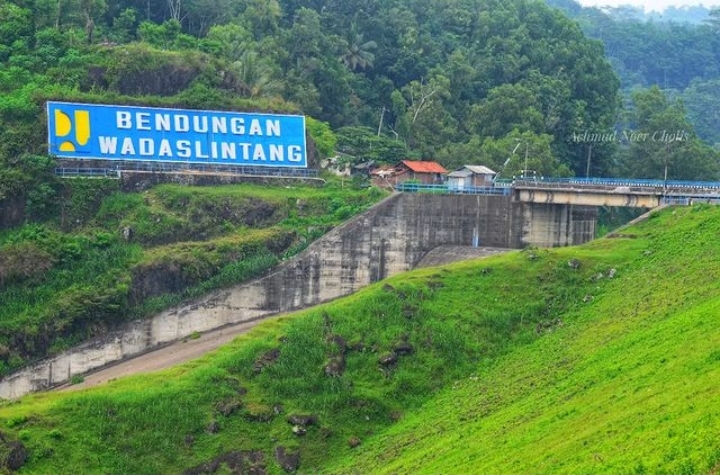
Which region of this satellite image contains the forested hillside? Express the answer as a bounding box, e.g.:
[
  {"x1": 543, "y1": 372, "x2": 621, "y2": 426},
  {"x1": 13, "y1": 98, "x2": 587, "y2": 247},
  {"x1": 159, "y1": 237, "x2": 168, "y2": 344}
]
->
[
  {"x1": 2, "y1": 0, "x2": 719, "y2": 208},
  {"x1": 1, "y1": 0, "x2": 619, "y2": 192},
  {"x1": 548, "y1": 0, "x2": 720, "y2": 150},
  {"x1": 2, "y1": 3, "x2": 720, "y2": 473},
  {"x1": 0, "y1": 0, "x2": 615, "y2": 382}
]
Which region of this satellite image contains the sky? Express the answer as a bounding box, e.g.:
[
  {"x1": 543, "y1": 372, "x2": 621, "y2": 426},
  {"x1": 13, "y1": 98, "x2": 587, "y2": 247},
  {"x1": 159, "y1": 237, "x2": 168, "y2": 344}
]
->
[{"x1": 576, "y1": 0, "x2": 720, "y2": 11}]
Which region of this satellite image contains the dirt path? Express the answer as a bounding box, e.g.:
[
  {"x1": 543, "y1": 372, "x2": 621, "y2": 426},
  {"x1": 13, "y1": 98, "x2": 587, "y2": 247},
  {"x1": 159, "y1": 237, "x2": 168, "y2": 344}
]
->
[
  {"x1": 56, "y1": 247, "x2": 510, "y2": 394},
  {"x1": 56, "y1": 319, "x2": 263, "y2": 393}
]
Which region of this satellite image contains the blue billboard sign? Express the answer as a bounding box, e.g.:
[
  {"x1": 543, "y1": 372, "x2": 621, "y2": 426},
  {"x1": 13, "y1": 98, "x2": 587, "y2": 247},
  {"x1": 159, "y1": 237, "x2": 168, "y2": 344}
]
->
[{"x1": 47, "y1": 101, "x2": 307, "y2": 168}]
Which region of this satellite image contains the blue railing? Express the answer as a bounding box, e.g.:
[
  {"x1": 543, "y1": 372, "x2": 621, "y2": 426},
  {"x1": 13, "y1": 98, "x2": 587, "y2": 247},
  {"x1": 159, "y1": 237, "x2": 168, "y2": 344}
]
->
[
  {"x1": 395, "y1": 182, "x2": 511, "y2": 196},
  {"x1": 395, "y1": 177, "x2": 720, "y2": 202},
  {"x1": 514, "y1": 177, "x2": 720, "y2": 190}
]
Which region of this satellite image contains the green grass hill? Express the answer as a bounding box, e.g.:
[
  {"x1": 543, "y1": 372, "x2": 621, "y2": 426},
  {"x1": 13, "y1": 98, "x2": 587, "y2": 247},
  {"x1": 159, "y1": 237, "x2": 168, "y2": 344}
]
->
[{"x1": 1, "y1": 205, "x2": 719, "y2": 475}]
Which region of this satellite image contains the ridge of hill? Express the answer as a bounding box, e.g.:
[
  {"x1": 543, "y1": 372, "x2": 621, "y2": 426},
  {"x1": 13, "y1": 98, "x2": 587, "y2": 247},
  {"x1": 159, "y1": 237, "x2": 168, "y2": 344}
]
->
[{"x1": 0, "y1": 205, "x2": 719, "y2": 475}]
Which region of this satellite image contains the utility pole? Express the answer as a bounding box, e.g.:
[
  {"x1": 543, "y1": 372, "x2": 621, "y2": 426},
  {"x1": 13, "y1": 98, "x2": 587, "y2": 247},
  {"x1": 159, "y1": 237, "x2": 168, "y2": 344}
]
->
[
  {"x1": 377, "y1": 106, "x2": 385, "y2": 136},
  {"x1": 664, "y1": 143, "x2": 669, "y2": 199},
  {"x1": 586, "y1": 144, "x2": 593, "y2": 178}
]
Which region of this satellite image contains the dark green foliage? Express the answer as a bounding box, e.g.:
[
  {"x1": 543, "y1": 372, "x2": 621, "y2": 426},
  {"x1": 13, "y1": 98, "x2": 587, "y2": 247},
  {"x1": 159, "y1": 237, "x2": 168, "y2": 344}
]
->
[
  {"x1": 336, "y1": 126, "x2": 409, "y2": 165},
  {"x1": 682, "y1": 78, "x2": 720, "y2": 147},
  {"x1": 615, "y1": 87, "x2": 719, "y2": 181},
  {"x1": 574, "y1": 8, "x2": 720, "y2": 91},
  {"x1": 0, "y1": 0, "x2": 621, "y2": 182}
]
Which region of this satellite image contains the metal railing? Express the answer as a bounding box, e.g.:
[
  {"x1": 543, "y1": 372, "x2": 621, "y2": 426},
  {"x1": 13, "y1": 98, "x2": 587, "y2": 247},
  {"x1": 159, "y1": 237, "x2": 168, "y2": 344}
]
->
[
  {"x1": 513, "y1": 177, "x2": 720, "y2": 191},
  {"x1": 395, "y1": 182, "x2": 511, "y2": 196},
  {"x1": 55, "y1": 168, "x2": 121, "y2": 178},
  {"x1": 394, "y1": 177, "x2": 720, "y2": 203},
  {"x1": 120, "y1": 161, "x2": 320, "y2": 178},
  {"x1": 55, "y1": 162, "x2": 320, "y2": 179}
]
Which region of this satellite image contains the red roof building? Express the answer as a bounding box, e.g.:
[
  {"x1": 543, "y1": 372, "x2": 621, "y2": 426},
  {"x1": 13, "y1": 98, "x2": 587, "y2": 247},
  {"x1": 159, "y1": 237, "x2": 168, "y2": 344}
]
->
[
  {"x1": 400, "y1": 160, "x2": 448, "y2": 174},
  {"x1": 369, "y1": 160, "x2": 448, "y2": 188},
  {"x1": 393, "y1": 160, "x2": 447, "y2": 185}
]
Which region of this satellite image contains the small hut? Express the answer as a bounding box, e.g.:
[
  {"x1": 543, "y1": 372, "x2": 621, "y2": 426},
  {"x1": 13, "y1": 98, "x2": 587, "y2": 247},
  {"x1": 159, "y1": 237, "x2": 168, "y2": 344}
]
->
[{"x1": 447, "y1": 165, "x2": 496, "y2": 190}]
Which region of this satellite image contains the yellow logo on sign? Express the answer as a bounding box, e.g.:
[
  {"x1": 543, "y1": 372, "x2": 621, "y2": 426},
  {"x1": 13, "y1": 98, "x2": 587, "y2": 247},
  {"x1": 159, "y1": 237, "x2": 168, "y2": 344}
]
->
[{"x1": 54, "y1": 109, "x2": 90, "y2": 152}]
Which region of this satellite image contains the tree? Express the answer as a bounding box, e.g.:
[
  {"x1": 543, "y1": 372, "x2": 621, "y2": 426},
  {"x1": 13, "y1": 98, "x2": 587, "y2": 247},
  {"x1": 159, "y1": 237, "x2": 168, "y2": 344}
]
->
[
  {"x1": 232, "y1": 50, "x2": 282, "y2": 98},
  {"x1": 282, "y1": 8, "x2": 325, "y2": 65},
  {"x1": 0, "y1": 2, "x2": 33, "y2": 62},
  {"x1": 280, "y1": 8, "x2": 352, "y2": 125},
  {"x1": 682, "y1": 79, "x2": 720, "y2": 147},
  {"x1": 616, "y1": 86, "x2": 720, "y2": 180},
  {"x1": 204, "y1": 23, "x2": 254, "y2": 62},
  {"x1": 80, "y1": 0, "x2": 107, "y2": 44},
  {"x1": 335, "y1": 126, "x2": 409, "y2": 165},
  {"x1": 240, "y1": 0, "x2": 281, "y2": 39},
  {"x1": 469, "y1": 83, "x2": 544, "y2": 138},
  {"x1": 339, "y1": 22, "x2": 377, "y2": 71},
  {"x1": 392, "y1": 74, "x2": 454, "y2": 154},
  {"x1": 167, "y1": 0, "x2": 181, "y2": 21},
  {"x1": 403, "y1": 76, "x2": 446, "y2": 125},
  {"x1": 182, "y1": 0, "x2": 235, "y2": 36},
  {"x1": 137, "y1": 18, "x2": 194, "y2": 49},
  {"x1": 478, "y1": 131, "x2": 572, "y2": 179},
  {"x1": 111, "y1": 7, "x2": 138, "y2": 43}
]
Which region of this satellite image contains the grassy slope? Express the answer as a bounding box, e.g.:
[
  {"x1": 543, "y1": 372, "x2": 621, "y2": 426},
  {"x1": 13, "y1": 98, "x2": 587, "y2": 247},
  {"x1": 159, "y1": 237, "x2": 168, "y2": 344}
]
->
[
  {"x1": 0, "y1": 206, "x2": 718, "y2": 475},
  {"x1": 326, "y1": 205, "x2": 720, "y2": 475}
]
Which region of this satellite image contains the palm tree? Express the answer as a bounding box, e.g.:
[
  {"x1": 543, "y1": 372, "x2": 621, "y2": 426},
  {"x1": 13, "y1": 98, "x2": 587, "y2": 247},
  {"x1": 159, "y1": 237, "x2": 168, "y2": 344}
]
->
[
  {"x1": 233, "y1": 50, "x2": 282, "y2": 98},
  {"x1": 340, "y1": 23, "x2": 377, "y2": 71}
]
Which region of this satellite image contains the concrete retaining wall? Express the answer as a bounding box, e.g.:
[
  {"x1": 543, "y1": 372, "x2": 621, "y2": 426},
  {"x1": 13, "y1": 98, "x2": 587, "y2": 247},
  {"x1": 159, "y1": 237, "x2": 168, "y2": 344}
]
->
[{"x1": 0, "y1": 193, "x2": 590, "y2": 399}]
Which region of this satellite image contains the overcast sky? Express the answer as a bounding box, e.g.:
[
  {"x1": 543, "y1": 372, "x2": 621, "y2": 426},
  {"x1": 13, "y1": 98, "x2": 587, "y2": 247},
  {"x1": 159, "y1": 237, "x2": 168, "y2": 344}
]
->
[{"x1": 576, "y1": 0, "x2": 720, "y2": 11}]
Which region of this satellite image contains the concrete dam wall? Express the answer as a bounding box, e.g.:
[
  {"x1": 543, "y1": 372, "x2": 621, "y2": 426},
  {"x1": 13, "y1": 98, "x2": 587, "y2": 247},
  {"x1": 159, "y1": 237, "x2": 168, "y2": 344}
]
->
[{"x1": 0, "y1": 194, "x2": 595, "y2": 399}]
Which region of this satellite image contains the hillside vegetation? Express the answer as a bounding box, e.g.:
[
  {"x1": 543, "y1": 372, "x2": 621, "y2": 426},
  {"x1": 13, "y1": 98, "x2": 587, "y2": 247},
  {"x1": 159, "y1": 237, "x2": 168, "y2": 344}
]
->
[
  {"x1": 0, "y1": 181, "x2": 386, "y2": 376},
  {"x1": 1, "y1": 0, "x2": 623, "y2": 214},
  {"x1": 0, "y1": 205, "x2": 718, "y2": 474}
]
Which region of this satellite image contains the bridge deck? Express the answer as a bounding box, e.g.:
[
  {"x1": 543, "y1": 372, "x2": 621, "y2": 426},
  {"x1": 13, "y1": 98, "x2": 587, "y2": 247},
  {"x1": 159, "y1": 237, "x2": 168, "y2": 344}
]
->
[{"x1": 397, "y1": 177, "x2": 720, "y2": 206}]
